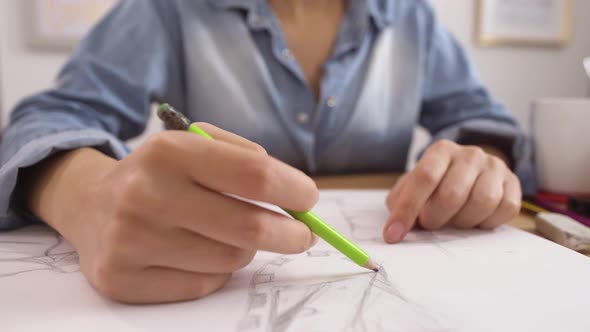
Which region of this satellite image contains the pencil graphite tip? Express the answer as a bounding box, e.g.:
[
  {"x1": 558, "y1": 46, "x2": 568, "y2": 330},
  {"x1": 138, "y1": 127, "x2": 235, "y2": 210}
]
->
[{"x1": 363, "y1": 257, "x2": 379, "y2": 272}]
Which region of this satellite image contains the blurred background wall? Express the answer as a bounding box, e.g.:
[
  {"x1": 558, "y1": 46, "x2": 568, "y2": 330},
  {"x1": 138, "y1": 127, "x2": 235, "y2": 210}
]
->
[{"x1": 430, "y1": 0, "x2": 590, "y2": 130}]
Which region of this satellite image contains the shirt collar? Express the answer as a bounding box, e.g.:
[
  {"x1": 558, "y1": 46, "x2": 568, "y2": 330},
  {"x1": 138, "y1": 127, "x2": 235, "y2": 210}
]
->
[
  {"x1": 207, "y1": 0, "x2": 258, "y2": 9},
  {"x1": 330, "y1": 0, "x2": 392, "y2": 57},
  {"x1": 367, "y1": 0, "x2": 391, "y2": 30},
  {"x1": 207, "y1": 0, "x2": 391, "y2": 31}
]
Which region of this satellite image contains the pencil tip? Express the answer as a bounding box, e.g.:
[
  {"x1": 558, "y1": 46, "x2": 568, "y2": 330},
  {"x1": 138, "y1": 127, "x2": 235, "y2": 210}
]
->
[{"x1": 363, "y1": 258, "x2": 379, "y2": 272}]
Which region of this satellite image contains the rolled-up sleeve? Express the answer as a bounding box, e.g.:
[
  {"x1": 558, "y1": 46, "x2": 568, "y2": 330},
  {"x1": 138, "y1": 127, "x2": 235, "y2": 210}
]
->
[
  {"x1": 417, "y1": 2, "x2": 536, "y2": 194},
  {"x1": 0, "y1": 0, "x2": 184, "y2": 229}
]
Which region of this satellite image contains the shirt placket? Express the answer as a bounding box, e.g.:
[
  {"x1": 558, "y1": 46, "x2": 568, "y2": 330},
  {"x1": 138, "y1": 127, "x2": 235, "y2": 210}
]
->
[
  {"x1": 244, "y1": 3, "x2": 319, "y2": 171},
  {"x1": 312, "y1": 2, "x2": 373, "y2": 163},
  {"x1": 243, "y1": 1, "x2": 372, "y2": 173}
]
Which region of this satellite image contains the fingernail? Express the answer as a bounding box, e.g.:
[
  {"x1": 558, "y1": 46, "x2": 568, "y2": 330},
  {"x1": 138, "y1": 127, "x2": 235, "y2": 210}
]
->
[
  {"x1": 385, "y1": 221, "x2": 406, "y2": 243},
  {"x1": 310, "y1": 234, "x2": 319, "y2": 247}
]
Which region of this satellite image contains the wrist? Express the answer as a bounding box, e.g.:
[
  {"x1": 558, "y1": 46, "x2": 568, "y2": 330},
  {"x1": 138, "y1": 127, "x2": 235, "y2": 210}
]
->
[{"x1": 23, "y1": 148, "x2": 117, "y2": 242}]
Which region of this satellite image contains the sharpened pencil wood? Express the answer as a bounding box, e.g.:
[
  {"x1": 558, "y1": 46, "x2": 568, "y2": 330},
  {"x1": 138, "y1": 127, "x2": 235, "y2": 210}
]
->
[{"x1": 364, "y1": 258, "x2": 379, "y2": 272}]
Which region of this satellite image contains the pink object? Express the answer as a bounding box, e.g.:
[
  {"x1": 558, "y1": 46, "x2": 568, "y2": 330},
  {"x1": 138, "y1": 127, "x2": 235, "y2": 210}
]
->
[{"x1": 535, "y1": 197, "x2": 590, "y2": 228}]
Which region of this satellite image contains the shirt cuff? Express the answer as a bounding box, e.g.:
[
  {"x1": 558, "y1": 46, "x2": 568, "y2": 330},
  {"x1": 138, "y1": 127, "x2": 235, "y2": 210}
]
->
[
  {"x1": 428, "y1": 119, "x2": 537, "y2": 195},
  {"x1": 0, "y1": 129, "x2": 129, "y2": 230}
]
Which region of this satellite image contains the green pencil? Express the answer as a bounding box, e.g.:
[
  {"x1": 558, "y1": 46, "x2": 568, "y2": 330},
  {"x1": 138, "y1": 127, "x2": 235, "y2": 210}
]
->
[{"x1": 157, "y1": 103, "x2": 379, "y2": 272}]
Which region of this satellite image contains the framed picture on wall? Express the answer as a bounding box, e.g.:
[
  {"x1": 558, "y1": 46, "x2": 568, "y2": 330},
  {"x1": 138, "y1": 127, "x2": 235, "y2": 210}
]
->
[
  {"x1": 26, "y1": 0, "x2": 118, "y2": 50},
  {"x1": 476, "y1": 0, "x2": 573, "y2": 47}
]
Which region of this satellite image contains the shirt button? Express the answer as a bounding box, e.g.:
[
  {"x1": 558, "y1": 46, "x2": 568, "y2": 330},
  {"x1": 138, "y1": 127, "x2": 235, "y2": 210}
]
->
[
  {"x1": 326, "y1": 96, "x2": 337, "y2": 108},
  {"x1": 296, "y1": 112, "x2": 309, "y2": 124},
  {"x1": 252, "y1": 15, "x2": 264, "y2": 27},
  {"x1": 281, "y1": 48, "x2": 293, "y2": 60}
]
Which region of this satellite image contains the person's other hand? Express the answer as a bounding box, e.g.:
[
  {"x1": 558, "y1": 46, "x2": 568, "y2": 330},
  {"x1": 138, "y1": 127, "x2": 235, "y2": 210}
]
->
[
  {"x1": 383, "y1": 139, "x2": 521, "y2": 243},
  {"x1": 27, "y1": 123, "x2": 318, "y2": 303}
]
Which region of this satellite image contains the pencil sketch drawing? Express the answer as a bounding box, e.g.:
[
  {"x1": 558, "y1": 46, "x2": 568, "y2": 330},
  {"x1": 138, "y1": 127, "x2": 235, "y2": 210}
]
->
[
  {"x1": 237, "y1": 251, "x2": 456, "y2": 332},
  {"x1": 0, "y1": 226, "x2": 79, "y2": 278}
]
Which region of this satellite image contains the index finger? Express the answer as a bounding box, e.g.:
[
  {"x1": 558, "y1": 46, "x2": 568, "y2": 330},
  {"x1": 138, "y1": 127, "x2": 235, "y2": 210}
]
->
[
  {"x1": 384, "y1": 142, "x2": 453, "y2": 243},
  {"x1": 152, "y1": 131, "x2": 319, "y2": 212},
  {"x1": 194, "y1": 122, "x2": 267, "y2": 155}
]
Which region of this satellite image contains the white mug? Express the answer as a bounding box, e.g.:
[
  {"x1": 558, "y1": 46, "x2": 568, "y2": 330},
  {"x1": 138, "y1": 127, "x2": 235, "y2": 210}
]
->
[{"x1": 531, "y1": 98, "x2": 590, "y2": 194}]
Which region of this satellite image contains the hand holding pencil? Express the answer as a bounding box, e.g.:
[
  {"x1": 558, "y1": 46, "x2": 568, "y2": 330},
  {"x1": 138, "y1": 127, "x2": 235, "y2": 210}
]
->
[
  {"x1": 27, "y1": 110, "x2": 322, "y2": 304},
  {"x1": 158, "y1": 103, "x2": 378, "y2": 272}
]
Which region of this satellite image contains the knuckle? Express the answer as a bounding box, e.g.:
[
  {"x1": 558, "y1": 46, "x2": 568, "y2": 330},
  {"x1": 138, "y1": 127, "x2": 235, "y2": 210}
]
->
[
  {"x1": 188, "y1": 280, "x2": 210, "y2": 299},
  {"x1": 414, "y1": 164, "x2": 439, "y2": 187},
  {"x1": 241, "y1": 214, "x2": 269, "y2": 248},
  {"x1": 114, "y1": 173, "x2": 146, "y2": 217},
  {"x1": 471, "y1": 191, "x2": 502, "y2": 211},
  {"x1": 463, "y1": 146, "x2": 486, "y2": 163},
  {"x1": 189, "y1": 275, "x2": 229, "y2": 300},
  {"x1": 292, "y1": 231, "x2": 312, "y2": 254},
  {"x1": 252, "y1": 143, "x2": 268, "y2": 155},
  {"x1": 418, "y1": 210, "x2": 442, "y2": 230},
  {"x1": 224, "y1": 247, "x2": 254, "y2": 271},
  {"x1": 432, "y1": 139, "x2": 456, "y2": 153},
  {"x1": 502, "y1": 197, "x2": 521, "y2": 218},
  {"x1": 480, "y1": 219, "x2": 501, "y2": 229},
  {"x1": 120, "y1": 172, "x2": 144, "y2": 199},
  {"x1": 436, "y1": 186, "x2": 466, "y2": 209},
  {"x1": 300, "y1": 177, "x2": 320, "y2": 210},
  {"x1": 143, "y1": 132, "x2": 176, "y2": 158},
  {"x1": 90, "y1": 254, "x2": 127, "y2": 300},
  {"x1": 510, "y1": 173, "x2": 522, "y2": 191},
  {"x1": 245, "y1": 157, "x2": 276, "y2": 198},
  {"x1": 489, "y1": 156, "x2": 507, "y2": 170}
]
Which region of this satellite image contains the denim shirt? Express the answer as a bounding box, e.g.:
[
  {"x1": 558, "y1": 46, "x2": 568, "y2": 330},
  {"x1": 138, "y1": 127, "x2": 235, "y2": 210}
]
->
[{"x1": 0, "y1": 0, "x2": 535, "y2": 229}]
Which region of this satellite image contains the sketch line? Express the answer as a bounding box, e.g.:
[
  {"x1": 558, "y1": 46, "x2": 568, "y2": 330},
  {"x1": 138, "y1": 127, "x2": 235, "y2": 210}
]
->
[
  {"x1": 237, "y1": 251, "x2": 455, "y2": 332},
  {"x1": 349, "y1": 267, "x2": 379, "y2": 332},
  {"x1": 270, "y1": 284, "x2": 327, "y2": 332},
  {"x1": 0, "y1": 227, "x2": 79, "y2": 279}
]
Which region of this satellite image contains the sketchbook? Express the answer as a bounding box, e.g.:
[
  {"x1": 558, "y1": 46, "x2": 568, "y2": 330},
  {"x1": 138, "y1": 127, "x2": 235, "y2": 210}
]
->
[{"x1": 1, "y1": 190, "x2": 590, "y2": 332}]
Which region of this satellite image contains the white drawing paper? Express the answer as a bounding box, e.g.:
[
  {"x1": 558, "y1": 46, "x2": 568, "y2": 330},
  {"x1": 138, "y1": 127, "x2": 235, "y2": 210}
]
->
[{"x1": 1, "y1": 190, "x2": 590, "y2": 332}]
